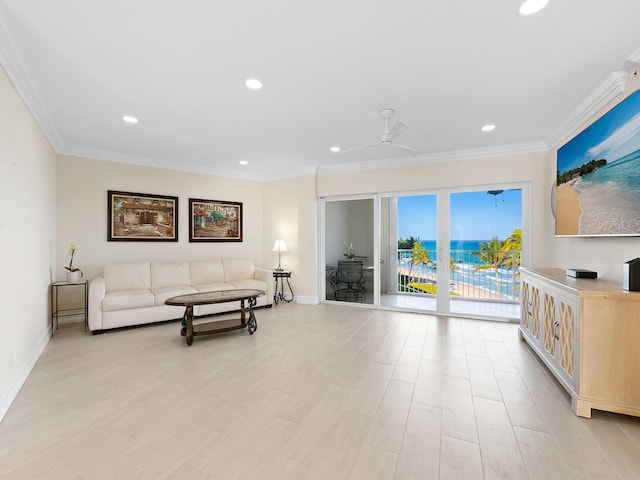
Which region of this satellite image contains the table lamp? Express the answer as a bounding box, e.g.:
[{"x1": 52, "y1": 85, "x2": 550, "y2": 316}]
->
[{"x1": 272, "y1": 240, "x2": 288, "y2": 271}]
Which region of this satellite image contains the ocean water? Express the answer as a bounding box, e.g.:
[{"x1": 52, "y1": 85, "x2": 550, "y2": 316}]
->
[
  {"x1": 575, "y1": 149, "x2": 640, "y2": 234},
  {"x1": 420, "y1": 240, "x2": 486, "y2": 256},
  {"x1": 398, "y1": 240, "x2": 520, "y2": 298}
]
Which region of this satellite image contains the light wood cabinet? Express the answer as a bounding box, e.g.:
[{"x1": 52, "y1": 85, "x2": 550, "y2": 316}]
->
[{"x1": 520, "y1": 267, "x2": 640, "y2": 418}]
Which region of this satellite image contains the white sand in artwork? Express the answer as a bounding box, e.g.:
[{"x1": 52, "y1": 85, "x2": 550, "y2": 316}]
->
[
  {"x1": 556, "y1": 179, "x2": 581, "y2": 235},
  {"x1": 574, "y1": 179, "x2": 640, "y2": 234}
]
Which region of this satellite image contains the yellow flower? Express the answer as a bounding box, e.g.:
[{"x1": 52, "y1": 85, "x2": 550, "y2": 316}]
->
[{"x1": 68, "y1": 243, "x2": 77, "y2": 255}]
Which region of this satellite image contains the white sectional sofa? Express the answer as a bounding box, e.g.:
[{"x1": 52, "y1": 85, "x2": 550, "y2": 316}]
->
[{"x1": 88, "y1": 258, "x2": 273, "y2": 332}]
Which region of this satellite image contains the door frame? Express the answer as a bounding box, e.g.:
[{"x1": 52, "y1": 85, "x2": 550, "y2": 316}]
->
[
  {"x1": 319, "y1": 181, "x2": 531, "y2": 313},
  {"x1": 319, "y1": 194, "x2": 380, "y2": 306}
]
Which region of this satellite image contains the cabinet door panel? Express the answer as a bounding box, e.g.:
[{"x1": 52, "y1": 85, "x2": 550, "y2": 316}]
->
[
  {"x1": 558, "y1": 300, "x2": 575, "y2": 377},
  {"x1": 543, "y1": 293, "x2": 555, "y2": 356},
  {"x1": 521, "y1": 281, "x2": 530, "y2": 331},
  {"x1": 530, "y1": 286, "x2": 540, "y2": 340}
]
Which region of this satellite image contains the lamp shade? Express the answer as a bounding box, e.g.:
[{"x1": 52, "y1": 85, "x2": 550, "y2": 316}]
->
[{"x1": 272, "y1": 240, "x2": 288, "y2": 253}]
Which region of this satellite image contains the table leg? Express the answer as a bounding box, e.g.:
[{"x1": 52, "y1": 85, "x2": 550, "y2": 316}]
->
[
  {"x1": 183, "y1": 305, "x2": 194, "y2": 346},
  {"x1": 274, "y1": 277, "x2": 280, "y2": 305},
  {"x1": 284, "y1": 276, "x2": 294, "y2": 302},
  {"x1": 240, "y1": 299, "x2": 246, "y2": 325},
  {"x1": 247, "y1": 297, "x2": 258, "y2": 334}
]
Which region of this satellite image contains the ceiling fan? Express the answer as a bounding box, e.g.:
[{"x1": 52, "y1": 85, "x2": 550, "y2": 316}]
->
[{"x1": 340, "y1": 108, "x2": 420, "y2": 156}]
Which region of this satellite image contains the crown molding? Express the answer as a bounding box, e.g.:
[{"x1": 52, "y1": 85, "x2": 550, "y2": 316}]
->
[
  {"x1": 0, "y1": 6, "x2": 63, "y2": 150},
  {"x1": 259, "y1": 165, "x2": 319, "y2": 181},
  {"x1": 58, "y1": 146, "x2": 268, "y2": 182},
  {"x1": 626, "y1": 45, "x2": 640, "y2": 64},
  {"x1": 545, "y1": 70, "x2": 628, "y2": 150},
  {"x1": 60, "y1": 145, "x2": 325, "y2": 182},
  {"x1": 317, "y1": 141, "x2": 548, "y2": 175}
]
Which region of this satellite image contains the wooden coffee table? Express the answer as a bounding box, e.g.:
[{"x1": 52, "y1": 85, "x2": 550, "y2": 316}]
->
[{"x1": 165, "y1": 289, "x2": 264, "y2": 346}]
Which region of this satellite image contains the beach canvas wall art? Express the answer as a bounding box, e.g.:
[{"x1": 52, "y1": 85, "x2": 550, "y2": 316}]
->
[{"x1": 556, "y1": 89, "x2": 640, "y2": 236}]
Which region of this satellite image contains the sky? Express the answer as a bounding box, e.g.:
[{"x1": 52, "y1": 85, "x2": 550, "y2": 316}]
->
[
  {"x1": 397, "y1": 189, "x2": 522, "y2": 241},
  {"x1": 558, "y1": 89, "x2": 640, "y2": 173}
]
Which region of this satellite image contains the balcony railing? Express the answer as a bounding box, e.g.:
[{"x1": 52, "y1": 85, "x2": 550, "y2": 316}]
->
[{"x1": 397, "y1": 248, "x2": 520, "y2": 302}]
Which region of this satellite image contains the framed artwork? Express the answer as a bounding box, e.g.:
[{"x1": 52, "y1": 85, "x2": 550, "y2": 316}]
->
[
  {"x1": 189, "y1": 198, "x2": 242, "y2": 242},
  {"x1": 556, "y1": 89, "x2": 640, "y2": 236},
  {"x1": 107, "y1": 190, "x2": 178, "y2": 241}
]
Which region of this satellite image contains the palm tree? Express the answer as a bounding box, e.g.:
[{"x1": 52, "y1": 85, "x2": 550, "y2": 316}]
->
[
  {"x1": 398, "y1": 236, "x2": 420, "y2": 250},
  {"x1": 503, "y1": 228, "x2": 522, "y2": 299},
  {"x1": 412, "y1": 241, "x2": 431, "y2": 267},
  {"x1": 406, "y1": 241, "x2": 432, "y2": 287},
  {"x1": 503, "y1": 228, "x2": 522, "y2": 268},
  {"x1": 474, "y1": 236, "x2": 509, "y2": 295}
]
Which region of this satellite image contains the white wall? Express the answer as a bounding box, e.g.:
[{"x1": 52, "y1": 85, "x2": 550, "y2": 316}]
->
[
  {"x1": 56, "y1": 155, "x2": 266, "y2": 284},
  {"x1": 0, "y1": 65, "x2": 56, "y2": 419},
  {"x1": 262, "y1": 175, "x2": 317, "y2": 302},
  {"x1": 552, "y1": 71, "x2": 640, "y2": 282}
]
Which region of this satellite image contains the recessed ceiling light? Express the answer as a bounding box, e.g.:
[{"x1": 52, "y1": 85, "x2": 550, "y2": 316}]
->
[
  {"x1": 239, "y1": 160, "x2": 248, "y2": 165},
  {"x1": 481, "y1": 124, "x2": 496, "y2": 132},
  {"x1": 330, "y1": 146, "x2": 341, "y2": 153},
  {"x1": 245, "y1": 78, "x2": 263, "y2": 90},
  {"x1": 122, "y1": 115, "x2": 138, "y2": 124},
  {"x1": 518, "y1": 0, "x2": 549, "y2": 16}
]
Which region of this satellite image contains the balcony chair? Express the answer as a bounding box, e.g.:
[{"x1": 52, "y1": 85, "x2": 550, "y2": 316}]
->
[{"x1": 334, "y1": 260, "x2": 366, "y2": 302}]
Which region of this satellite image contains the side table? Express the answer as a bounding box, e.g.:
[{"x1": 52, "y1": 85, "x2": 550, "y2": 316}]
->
[
  {"x1": 50, "y1": 280, "x2": 88, "y2": 335},
  {"x1": 273, "y1": 271, "x2": 294, "y2": 305}
]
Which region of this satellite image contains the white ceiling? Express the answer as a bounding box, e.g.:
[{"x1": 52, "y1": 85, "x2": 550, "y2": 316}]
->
[{"x1": 2, "y1": 0, "x2": 640, "y2": 180}]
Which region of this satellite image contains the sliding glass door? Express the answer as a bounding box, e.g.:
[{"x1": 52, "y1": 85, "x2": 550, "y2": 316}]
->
[
  {"x1": 449, "y1": 189, "x2": 522, "y2": 318},
  {"x1": 380, "y1": 194, "x2": 439, "y2": 312},
  {"x1": 321, "y1": 185, "x2": 526, "y2": 320},
  {"x1": 380, "y1": 188, "x2": 522, "y2": 318},
  {"x1": 322, "y1": 197, "x2": 375, "y2": 305}
]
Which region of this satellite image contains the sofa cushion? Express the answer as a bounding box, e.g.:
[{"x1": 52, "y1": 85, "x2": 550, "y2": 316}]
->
[
  {"x1": 192, "y1": 282, "x2": 236, "y2": 293},
  {"x1": 152, "y1": 286, "x2": 198, "y2": 306},
  {"x1": 103, "y1": 290, "x2": 155, "y2": 312},
  {"x1": 189, "y1": 260, "x2": 225, "y2": 285},
  {"x1": 151, "y1": 262, "x2": 191, "y2": 289},
  {"x1": 104, "y1": 262, "x2": 150, "y2": 292},
  {"x1": 228, "y1": 279, "x2": 267, "y2": 292},
  {"x1": 223, "y1": 258, "x2": 255, "y2": 282}
]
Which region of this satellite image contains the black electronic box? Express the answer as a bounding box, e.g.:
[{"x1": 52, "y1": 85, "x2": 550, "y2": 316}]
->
[{"x1": 566, "y1": 268, "x2": 597, "y2": 279}]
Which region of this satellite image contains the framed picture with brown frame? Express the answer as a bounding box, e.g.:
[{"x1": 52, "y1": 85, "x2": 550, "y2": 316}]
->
[
  {"x1": 189, "y1": 198, "x2": 243, "y2": 242},
  {"x1": 107, "y1": 190, "x2": 178, "y2": 241}
]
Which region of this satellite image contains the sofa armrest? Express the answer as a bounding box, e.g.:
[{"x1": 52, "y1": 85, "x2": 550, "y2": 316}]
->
[
  {"x1": 88, "y1": 276, "x2": 106, "y2": 331},
  {"x1": 254, "y1": 267, "x2": 274, "y2": 305}
]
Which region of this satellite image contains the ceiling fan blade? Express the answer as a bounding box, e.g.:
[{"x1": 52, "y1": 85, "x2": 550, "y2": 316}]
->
[
  {"x1": 389, "y1": 142, "x2": 420, "y2": 156},
  {"x1": 339, "y1": 142, "x2": 382, "y2": 153},
  {"x1": 387, "y1": 120, "x2": 408, "y2": 141}
]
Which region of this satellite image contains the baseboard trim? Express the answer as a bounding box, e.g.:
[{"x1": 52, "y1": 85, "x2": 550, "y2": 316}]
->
[
  {"x1": 0, "y1": 326, "x2": 50, "y2": 423},
  {"x1": 295, "y1": 295, "x2": 319, "y2": 305}
]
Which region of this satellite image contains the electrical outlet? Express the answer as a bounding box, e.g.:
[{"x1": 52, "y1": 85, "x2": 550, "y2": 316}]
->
[
  {"x1": 8, "y1": 352, "x2": 13, "y2": 369},
  {"x1": 632, "y1": 67, "x2": 640, "y2": 79}
]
